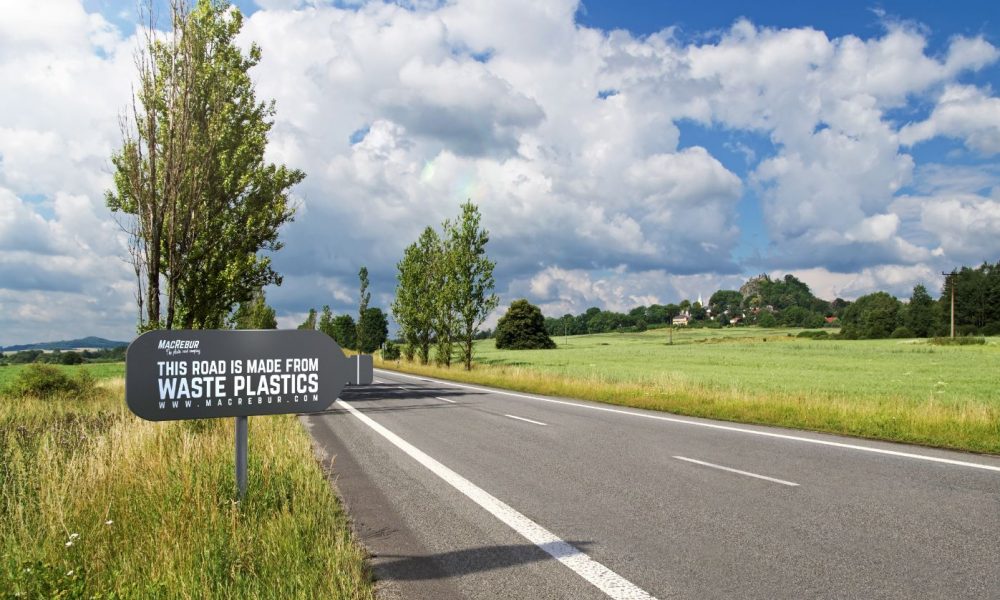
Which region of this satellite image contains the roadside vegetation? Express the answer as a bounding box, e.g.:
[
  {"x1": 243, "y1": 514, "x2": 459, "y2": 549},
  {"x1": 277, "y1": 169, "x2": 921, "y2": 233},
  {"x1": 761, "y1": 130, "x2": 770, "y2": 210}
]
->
[
  {"x1": 1, "y1": 364, "x2": 373, "y2": 598},
  {"x1": 377, "y1": 328, "x2": 1000, "y2": 455}
]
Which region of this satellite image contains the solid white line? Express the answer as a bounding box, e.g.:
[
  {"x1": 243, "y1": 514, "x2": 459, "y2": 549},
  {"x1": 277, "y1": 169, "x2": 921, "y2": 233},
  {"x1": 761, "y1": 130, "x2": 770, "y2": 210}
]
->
[
  {"x1": 335, "y1": 398, "x2": 657, "y2": 600},
  {"x1": 436, "y1": 396, "x2": 458, "y2": 404},
  {"x1": 673, "y1": 456, "x2": 799, "y2": 487},
  {"x1": 374, "y1": 369, "x2": 1000, "y2": 474},
  {"x1": 505, "y1": 414, "x2": 548, "y2": 426}
]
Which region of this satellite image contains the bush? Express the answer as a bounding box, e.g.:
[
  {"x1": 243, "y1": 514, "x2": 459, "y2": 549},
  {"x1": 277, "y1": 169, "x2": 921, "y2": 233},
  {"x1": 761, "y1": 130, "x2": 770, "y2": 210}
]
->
[
  {"x1": 796, "y1": 330, "x2": 829, "y2": 339},
  {"x1": 929, "y1": 336, "x2": 986, "y2": 346},
  {"x1": 382, "y1": 341, "x2": 401, "y2": 361},
  {"x1": 495, "y1": 299, "x2": 556, "y2": 350},
  {"x1": 5, "y1": 364, "x2": 97, "y2": 398},
  {"x1": 60, "y1": 351, "x2": 84, "y2": 365},
  {"x1": 890, "y1": 326, "x2": 914, "y2": 339},
  {"x1": 757, "y1": 312, "x2": 777, "y2": 328}
]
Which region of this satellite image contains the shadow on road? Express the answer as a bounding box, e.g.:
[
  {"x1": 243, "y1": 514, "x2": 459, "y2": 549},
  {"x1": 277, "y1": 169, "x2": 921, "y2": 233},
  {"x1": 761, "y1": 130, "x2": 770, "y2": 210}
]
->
[
  {"x1": 306, "y1": 382, "x2": 483, "y2": 415},
  {"x1": 373, "y1": 541, "x2": 595, "y2": 582}
]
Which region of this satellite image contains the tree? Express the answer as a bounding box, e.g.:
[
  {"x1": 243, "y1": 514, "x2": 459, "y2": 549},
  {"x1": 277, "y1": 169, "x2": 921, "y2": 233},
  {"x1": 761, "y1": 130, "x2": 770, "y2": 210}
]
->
[
  {"x1": 229, "y1": 288, "x2": 277, "y2": 329},
  {"x1": 446, "y1": 201, "x2": 499, "y2": 370},
  {"x1": 357, "y1": 266, "x2": 371, "y2": 342},
  {"x1": 906, "y1": 284, "x2": 937, "y2": 337},
  {"x1": 318, "y1": 305, "x2": 335, "y2": 338},
  {"x1": 495, "y1": 299, "x2": 556, "y2": 350},
  {"x1": 392, "y1": 227, "x2": 440, "y2": 364},
  {"x1": 358, "y1": 307, "x2": 389, "y2": 353},
  {"x1": 841, "y1": 292, "x2": 902, "y2": 339},
  {"x1": 298, "y1": 308, "x2": 317, "y2": 330},
  {"x1": 330, "y1": 314, "x2": 357, "y2": 350},
  {"x1": 431, "y1": 227, "x2": 457, "y2": 367},
  {"x1": 106, "y1": 0, "x2": 303, "y2": 331},
  {"x1": 709, "y1": 290, "x2": 743, "y2": 316}
]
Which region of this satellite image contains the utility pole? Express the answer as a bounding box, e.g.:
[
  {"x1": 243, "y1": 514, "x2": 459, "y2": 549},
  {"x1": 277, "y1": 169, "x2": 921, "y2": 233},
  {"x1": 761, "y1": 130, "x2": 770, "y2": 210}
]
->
[{"x1": 942, "y1": 271, "x2": 956, "y2": 338}]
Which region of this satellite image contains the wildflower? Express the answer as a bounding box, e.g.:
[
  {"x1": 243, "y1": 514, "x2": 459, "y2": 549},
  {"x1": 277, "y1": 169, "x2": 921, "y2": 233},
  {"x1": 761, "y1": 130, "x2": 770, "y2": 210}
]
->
[
  {"x1": 105, "y1": 519, "x2": 113, "y2": 525},
  {"x1": 66, "y1": 570, "x2": 74, "y2": 576},
  {"x1": 69, "y1": 533, "x2": 80, "y2": 540},
  {"x1": 65, "y1": 541, "x2": 74, "y2": 547}
]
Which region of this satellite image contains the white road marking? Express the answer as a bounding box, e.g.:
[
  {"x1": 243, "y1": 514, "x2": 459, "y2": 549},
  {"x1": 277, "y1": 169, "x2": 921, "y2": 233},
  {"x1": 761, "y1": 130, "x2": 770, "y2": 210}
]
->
[
  {"x1": 335, "y1": 398, "x2": 658, "y2": 600},
  {"x1": 436, "y1": 396, "x2": 457, "y2": 403},
  {"x1": 505, "y1": 414, "x2": 548, "y2": 426},
  {"x1": 374, "y1": 369, "x2": 1000, "y2": 474},
  {"x1": 673, "y1": 456, "x2": 799, "y2": 487}
]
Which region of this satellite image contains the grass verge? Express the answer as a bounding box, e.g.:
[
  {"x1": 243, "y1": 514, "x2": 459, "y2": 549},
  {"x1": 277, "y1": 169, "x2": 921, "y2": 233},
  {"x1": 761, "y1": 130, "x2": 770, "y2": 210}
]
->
[
  {"x1": 374, "y1": 352, "x2": 1000, "y2": 456},
  {"x1": 1, "y1": 377, "x2": 373, "y2": 599}
]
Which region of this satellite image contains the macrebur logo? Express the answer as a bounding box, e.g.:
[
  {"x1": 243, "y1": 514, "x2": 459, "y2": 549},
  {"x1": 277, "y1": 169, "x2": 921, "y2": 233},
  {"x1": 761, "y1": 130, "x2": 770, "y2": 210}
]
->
[{"x1": 158, "y1": 339, "x2": 201, "y2": 356}]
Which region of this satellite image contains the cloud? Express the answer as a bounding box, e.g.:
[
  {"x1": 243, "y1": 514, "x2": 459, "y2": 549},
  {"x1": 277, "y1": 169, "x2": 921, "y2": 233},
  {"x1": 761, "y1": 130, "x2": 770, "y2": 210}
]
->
[
  {"x1": 900, "y1": 85, "x2": 1000, "y2": 155},
  {"x1": 1, "y1": 1, "x2": 999, "y2": 344}
]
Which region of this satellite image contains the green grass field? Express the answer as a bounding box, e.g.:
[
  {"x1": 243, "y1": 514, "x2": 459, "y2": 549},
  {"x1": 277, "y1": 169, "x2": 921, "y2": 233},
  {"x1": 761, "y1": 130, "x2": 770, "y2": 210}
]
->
[
  {"x1": 0, "y1": 362, "x2": 123, "y2": 390},
  {"x1": 0, "y1": 367, "x2": 373, "y2": 598},
  {"x1": 378, "y1": 328, "x2": 1000, "y2": 454}
]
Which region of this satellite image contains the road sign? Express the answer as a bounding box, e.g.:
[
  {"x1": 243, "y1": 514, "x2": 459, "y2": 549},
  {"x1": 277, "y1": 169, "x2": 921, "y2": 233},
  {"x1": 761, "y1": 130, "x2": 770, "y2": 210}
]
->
[{"x1": 125, "y1": 329, "x2": 355, "y2": 421}]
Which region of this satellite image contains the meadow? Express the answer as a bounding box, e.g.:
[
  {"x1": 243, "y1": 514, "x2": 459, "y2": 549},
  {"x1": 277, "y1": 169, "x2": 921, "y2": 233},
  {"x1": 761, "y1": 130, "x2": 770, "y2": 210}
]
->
[
  {"x1": 1, "y1": 365, "x2": 373, "y2": 599},
  {"x1": 378, "y1": 328, "x2": 1000, "y2": 454}
]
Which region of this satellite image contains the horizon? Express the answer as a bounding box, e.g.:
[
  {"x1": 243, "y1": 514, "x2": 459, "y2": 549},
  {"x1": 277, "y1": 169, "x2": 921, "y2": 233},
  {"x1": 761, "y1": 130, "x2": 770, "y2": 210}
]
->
[{"x1": 2, "y1": 0, "x2": 999, "y2": 345}]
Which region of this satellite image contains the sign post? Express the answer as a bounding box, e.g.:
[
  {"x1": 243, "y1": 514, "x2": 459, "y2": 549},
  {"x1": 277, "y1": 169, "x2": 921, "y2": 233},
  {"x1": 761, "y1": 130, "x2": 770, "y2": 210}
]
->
[{"x1": 125, "y1": 329, "x2": 372, "y2": 499}]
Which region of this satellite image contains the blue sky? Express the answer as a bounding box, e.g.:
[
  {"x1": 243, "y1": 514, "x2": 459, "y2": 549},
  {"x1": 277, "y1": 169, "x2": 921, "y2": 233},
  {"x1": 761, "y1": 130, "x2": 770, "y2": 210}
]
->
[{"x1": 1, "y1": 0, "x2": 999, "y2": 344}]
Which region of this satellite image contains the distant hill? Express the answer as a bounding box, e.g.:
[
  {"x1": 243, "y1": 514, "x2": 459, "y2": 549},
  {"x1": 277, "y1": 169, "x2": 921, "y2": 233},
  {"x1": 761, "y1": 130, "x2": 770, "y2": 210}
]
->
[{"x1": 2, "y1": 336, "x2": 129, "y2": 352}]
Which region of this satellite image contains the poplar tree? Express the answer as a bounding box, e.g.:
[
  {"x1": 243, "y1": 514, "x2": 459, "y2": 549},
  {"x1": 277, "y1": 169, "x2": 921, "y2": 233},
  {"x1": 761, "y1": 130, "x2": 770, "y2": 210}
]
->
[
  {"x1": 447, "y1": 201, "x2": 498, "y2": 370},
  {"x1": 392, "y1": 228, "x2": 440, "y2": 364},
  {"x1": 106, "y1": 0, "x2": 303, "y2": 331}
]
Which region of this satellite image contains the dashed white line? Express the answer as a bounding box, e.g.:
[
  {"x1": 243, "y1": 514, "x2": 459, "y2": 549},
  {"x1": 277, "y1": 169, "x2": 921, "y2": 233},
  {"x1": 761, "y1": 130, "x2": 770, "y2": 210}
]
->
[
  {"x1": 673, "y1": 456, "x2": 799, "y2": 487},
  {"x1": 374, "y1": 369, "x2": 1000, "y2": 474},
  {"x1": 505, "y1": 414, "x2": 548, "y2": 426},
  {"x1": 436, "y1": 396, "x2": 457, "y2": 403},
  {"x1": 335, "y1": 398, "x2": 658, "y2": 600}
]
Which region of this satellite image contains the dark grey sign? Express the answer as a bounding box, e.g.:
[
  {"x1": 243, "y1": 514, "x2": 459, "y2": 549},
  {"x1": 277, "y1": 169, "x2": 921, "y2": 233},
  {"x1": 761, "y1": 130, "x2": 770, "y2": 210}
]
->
[{"x1": 125, "y1": 329, "x2": 352, "y2": 421}]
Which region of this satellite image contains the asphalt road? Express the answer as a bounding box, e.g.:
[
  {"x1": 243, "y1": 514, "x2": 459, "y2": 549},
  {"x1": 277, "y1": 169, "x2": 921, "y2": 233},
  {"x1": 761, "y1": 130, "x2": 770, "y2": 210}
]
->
[{"x1": 302, "y1": 369, "x2": 1000, "y2": 599}]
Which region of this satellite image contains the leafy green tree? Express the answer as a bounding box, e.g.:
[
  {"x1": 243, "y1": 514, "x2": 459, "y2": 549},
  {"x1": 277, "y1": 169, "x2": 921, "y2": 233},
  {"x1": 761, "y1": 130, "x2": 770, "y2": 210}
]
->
[
  {"x1": 446, "y1": 201, "x2": 499, "y2": 370},
  {"x1": 392, "y1": 227, "x2": 440, "y2": 364},
  {"x1": 298, "y1": 308, "x2": 317, "y2": 330},
  {"x1": 757, "y1": 311, "x2": 777, "y2": 328},
  {"x1": 229, "y1": 288, "x2": 277, "y2": 329},
  {"x1": 709, "y1": 290, "x2": 743, "y2": 316},
  {"x1": 906, "y1": 284, "x2": 937, "y2": 337},
  {"x1": 431, "y1": 227, "x2": 457, "y2": 367},
  {"x1": 60, "y1": 352, "x2": 84, "y2": 365},
  {"x1": 358, "y1": 308, "x2": 388, "y2": 353},
  {"x1": 841, "y1": 292, "x2": 902, "y2": 339},
  {"x1": 106, "y1": 0, "x2": 303, "y2": 331},
  {"x1": 330, "y1": 314, "x2": 356, "y2": 350},
  {"x1": 318, "y1": 305, "x2": 335, "y2": 338},
  {"x1": 495, "y1": 299, "x2": 556, "y2": 350},
  {"x1": 357, "y1": 266, "x2": 371, "y2": 343}
]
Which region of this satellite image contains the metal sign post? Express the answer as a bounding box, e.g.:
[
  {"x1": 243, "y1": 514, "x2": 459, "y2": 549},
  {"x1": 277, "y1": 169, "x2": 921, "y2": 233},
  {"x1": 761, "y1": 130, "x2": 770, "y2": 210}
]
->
[
  {"x1": 125, "y1": 329, "x2": 374, "y2": 499},
  {"x1": 235, "y1": 416, "x2": 248, "y2": 498}
]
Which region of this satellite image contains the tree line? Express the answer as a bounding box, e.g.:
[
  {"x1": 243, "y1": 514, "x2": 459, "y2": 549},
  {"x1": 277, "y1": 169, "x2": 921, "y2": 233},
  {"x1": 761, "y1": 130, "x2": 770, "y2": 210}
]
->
[
  {"x1": 392, "y1": 201, "x2": 498, "y2": 370},
  {"x1": 539, "y1": 261, "x2": 1000, "y2": 340}
]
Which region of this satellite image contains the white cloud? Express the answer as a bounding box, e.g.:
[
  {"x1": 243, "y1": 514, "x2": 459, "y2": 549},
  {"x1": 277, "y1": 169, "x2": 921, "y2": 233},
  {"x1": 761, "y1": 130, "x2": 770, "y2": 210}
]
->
[
  {"x1": 900, "y1": 85, "x2": 1000, "y2": 155},
  {"x1": 1, "y1": 1, "x2": 998, "y2": 344}
]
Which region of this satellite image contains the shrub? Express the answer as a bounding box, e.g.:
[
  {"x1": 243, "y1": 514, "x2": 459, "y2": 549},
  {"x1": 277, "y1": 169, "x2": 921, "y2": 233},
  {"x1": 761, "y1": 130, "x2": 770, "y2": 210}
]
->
[
  {"x1": 929, "y1": 336, "x2": 986, "y2": 346},
  {"x1": 796, "y1": 330, "x2": 829, "y2": 339},
  {"x1": 382, "y1": 341, "x2": 401, "y2": 361},
  {"x1": 495, "y1": 299, "x2": 556, "y2": 350},
  {"x1": 890, "y1": 326, "x2": 914, "y2": 339},
  {"x1": 5, "y1": 364, "x2": 96, "y2": 398}
]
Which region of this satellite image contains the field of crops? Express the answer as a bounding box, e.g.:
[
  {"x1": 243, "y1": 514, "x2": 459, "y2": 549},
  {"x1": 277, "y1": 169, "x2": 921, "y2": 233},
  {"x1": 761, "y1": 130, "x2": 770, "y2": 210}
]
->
[{"x1": 379, "y1": 328, "x2": 1000, "y2": 454}]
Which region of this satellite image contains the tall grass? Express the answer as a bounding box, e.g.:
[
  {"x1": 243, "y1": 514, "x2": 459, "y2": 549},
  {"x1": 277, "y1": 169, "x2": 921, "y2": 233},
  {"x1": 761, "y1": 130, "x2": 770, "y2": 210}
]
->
[
  {"x1": 1, "y1": 378, "x2": 373, "y2": 599},
  {"x1": 376, "y1": 331, "x2": 1000, "y2": 454}
]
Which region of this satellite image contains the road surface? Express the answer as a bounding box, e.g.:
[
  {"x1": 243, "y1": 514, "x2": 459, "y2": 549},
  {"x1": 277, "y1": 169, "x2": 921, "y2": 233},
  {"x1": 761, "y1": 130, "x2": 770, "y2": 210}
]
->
[{"x1": 302, "y1": 368, "x2": 1000, "y2": 599}]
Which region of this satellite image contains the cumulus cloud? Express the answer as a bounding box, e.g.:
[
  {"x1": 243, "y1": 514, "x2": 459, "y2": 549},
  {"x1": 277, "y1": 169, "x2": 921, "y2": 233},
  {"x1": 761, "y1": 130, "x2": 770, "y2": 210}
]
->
[
  {"x1": 900, "y1": 85, "x2": 1000, "y2": 155},
  {"x1": 1, "y1": 1, "x2": 999, "y2": 344}
]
